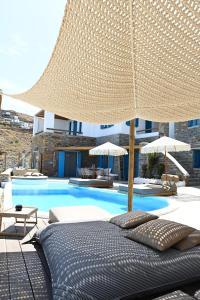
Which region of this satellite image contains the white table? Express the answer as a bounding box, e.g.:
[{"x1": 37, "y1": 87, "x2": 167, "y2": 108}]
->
[{"x1": 0, "y1": 206, "x2": 38, "y2": 237}]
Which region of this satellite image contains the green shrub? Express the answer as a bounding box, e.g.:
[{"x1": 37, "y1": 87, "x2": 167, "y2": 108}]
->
[
  {"x1": 157, "y1": 163, "x2": 165, "y2": 178},
  {"x1": 141, "y1": 164, "x2": 148, "y2": 178},
  {"x1": 147, "y1": 153, "x2": 159, "y2": 177}
]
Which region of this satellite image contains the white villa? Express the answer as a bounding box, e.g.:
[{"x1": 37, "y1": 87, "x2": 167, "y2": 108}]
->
[{"x1": 31, "y1": 110, "x2": 186, "y2": 182}]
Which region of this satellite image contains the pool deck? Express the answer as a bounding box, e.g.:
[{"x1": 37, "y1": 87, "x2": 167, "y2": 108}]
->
[
  {"x1": 1, "y1": 184, "x2": 200, "y2": 299},
  {"x1": 0, "y1": 217, "x2": 51, "y2": 299}
]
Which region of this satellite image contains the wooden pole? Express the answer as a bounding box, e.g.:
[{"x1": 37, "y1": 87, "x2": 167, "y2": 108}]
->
[
  {"x1": 4, "y1": 153, "x2": 7, "y2": 171},
  {"x1": 128, "y1": 119, "x2": 135, "y2": 212},
  {"x1": 0, "y1": 90, "x2": 2, "y2": 109}
]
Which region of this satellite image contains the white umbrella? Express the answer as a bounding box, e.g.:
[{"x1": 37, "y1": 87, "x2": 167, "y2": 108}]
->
[
  {"x1": 141, "y1": 136, "x2": 191, "y2": 173},
  {"x1": 89, "y1": 142, "x2": 128, "y2": 179}
]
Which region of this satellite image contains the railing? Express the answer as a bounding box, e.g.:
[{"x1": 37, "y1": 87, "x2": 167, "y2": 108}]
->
[
  {"x1": 163, "y1": 151, "x2": 189, "y2": 177},
  {"x1": 136, "y1": 127, "x2": 159, "y2": 134},
  {"x1": 46, "y1": 128, "x2": 83, "y2": 136}
]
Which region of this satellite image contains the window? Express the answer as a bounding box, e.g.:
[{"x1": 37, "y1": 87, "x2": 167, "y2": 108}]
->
[
  {"x1": 188, "y1": 119, "x2": 200, "y2": 127},
  {"x1": 100, "y1": 124, "x2": 114, "y2": 129},
  {"x1": 125, "y1": 118, "x2": 139, "y2": 127},
  {"x1": 193, "y1": 150, "x2": 200, "y2": 168},
  {"x1": 79, "y1": 122, "x2": 82, "y2": 133},
  {"x1": 145, "y1": 120, "x2": 152, "y2": 133}
]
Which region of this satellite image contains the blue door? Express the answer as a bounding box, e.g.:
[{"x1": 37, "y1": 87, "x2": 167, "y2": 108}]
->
[
  {"x1": 58, "y1": 151, "x2": 82, "y2": 177},
  {"x1": 123, "y1": 150, "x2": 139, "y2": 180},
  {"x1": 58, "y1": 151, "x2": 65, "y2": 177}
]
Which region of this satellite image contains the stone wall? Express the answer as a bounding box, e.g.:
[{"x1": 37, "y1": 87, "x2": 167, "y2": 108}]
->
[
  {"x1": 174, "y1": 122, "x2": 200, "y2": 185},
  {"x1": 32, "y1": 133, "x2": 96, "y2": 176},
  {"x1": 157, "y1": 122, "x2": 200, "y2": 185},
  {"x1": 32, "y1": 128, "x2": 192, "y2": 181}
]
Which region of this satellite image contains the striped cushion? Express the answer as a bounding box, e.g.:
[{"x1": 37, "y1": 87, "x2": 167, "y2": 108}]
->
[
  {"x1": 153, "y1": 290, "x2": 194, "y2": 300},
  {"x1": 126, "y1": 219, "x2": 194, "y2": 251},
  {"x1": 109, "y1": 210, "x2": 158, "y2": 229},
  {"x1": 174, "y1": 230, "x2": 200, "y2": 251}
]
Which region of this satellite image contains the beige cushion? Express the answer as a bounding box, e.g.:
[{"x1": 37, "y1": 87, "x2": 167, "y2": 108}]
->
[
  {"x1": 174, "y1": 230, "x2": 200, "y2": 251},
  {"x1": 96, "y1": 169, "x2": 104, "y2": 176},
  {"x1": 24, "y1": 172, "x2": 33, "y2": 176},
  {"x1": 126, "y1": 219, "x2": 194, "y2": 251},
  {"x1": 49, "y1": 205, "x2": 112, "y2": 223},
  {"x1": 109, "y1": 210, "x2": 158, "y2": 229}
]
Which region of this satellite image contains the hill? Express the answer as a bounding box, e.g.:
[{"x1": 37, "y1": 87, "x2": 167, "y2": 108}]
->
[{"x1": 0, "y1": 110, "x2": 33, "y2": 172}]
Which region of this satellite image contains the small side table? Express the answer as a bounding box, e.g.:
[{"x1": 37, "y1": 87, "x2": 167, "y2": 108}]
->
[{"x1": 0, "y1": 206, "x2": 38, "y2": 237}]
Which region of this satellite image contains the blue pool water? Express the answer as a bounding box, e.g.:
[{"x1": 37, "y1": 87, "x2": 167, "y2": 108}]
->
[{"x1": 12, "y1": 180, "x2": 169, "y2": 214}]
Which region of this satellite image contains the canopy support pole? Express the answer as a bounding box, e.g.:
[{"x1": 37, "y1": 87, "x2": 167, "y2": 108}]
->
[
  {"x1": 164, "y1": 148, "x2": 167, "y2": 174},
  {"x1": 128, "y1": 119, "x2": 135, "y2": 212}
]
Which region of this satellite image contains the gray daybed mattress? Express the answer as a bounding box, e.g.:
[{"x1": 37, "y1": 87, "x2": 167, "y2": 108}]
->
[{"x1": 37, "y1": 221, "x2": 200, "y2": 300}]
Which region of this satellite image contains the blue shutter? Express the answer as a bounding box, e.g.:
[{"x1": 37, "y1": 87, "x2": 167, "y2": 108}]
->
[
  {"x1": 193, "y1": 150, "x2": 200, "y2": 168},
  {"x1": 98, "y1": 156, "x2": 103, "y2": 168},
  {"x1": 77, "y1": 152, "x2": 81, "y2": 168},
  {"x1": 108, "y1": 156, "x2": 114, "y2": 172},
  {"x1": 73, "y1": 121, "x2": 77, "y2": 135},
  {"x1": 100, "y1": 125, "x2": 113, "y2": 129},
  {"x1": 79, "y1": 122, "x2": 82, "y2": 133},
  {"x1": 58, "y1": 151, "x2": 65, "y2": 177},
  {"x1": 69, "y1": 121, "x2": 72, "y2": 134},
  {"x1": 188, "y1": 119, "x2": 200, "y2": 127},
  {"x1": 126, "y1": 119, "x2": 139, "y2": 127},
  {"x1": 76, "y1": 152, "x2": 81, "y2": 176}
]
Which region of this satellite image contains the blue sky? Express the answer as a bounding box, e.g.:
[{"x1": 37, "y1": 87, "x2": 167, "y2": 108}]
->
[{"x1": 0, "y1": 0, "x2": 66, "y2": 115}]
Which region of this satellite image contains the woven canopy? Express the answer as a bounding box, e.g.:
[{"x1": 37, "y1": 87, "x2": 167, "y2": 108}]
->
[
  {"x1": 141, "y1": 136, "x2": 191, "y2": 154},
  {"x1": 5, "y1": 0, "x2": 200, "y2": 124},
  {"x1": 89, "y1": 142, "x2": 128, "y2": 156}
]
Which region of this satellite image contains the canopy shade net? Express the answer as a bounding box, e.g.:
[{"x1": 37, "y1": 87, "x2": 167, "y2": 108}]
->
[{"x1": 4, "y1": 0, "x2": 200, "y2": 124}]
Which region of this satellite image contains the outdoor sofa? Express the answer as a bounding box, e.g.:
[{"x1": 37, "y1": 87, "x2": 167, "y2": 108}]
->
[{"x1": 36, "y1": 215, "x2": 200, "y2": 300}]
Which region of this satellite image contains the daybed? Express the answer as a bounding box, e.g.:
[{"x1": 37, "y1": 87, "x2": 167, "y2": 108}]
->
[
  {"x1": 119, "y1": 183, "x2": 175, "y2": 196},
  {"x1": 49, "y1": 205, "x2": 112, "y2": 223},
  {"x1": 37, "y1": 221, "x2": 200, "y2": 300},
  {"x1": 69, "y1": 178, "x2": 113, "y2": 188}
]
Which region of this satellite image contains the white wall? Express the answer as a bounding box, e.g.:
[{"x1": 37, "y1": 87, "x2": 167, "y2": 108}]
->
[
  {"x1": 33, "y1": 116, "x2": 44, "y2": 135},
  {"x1": 44, "y1": 111, "x2": 55, "y2": 132},
  {"x1": 169, "y1": 122, "x2": 175, "y2": 138},
  {"x1": 81, "y1": 120, "x2": 159, "y2": 138},
  {"x1": 33, "y1": 111, "x2": 160, "y2": 138},
  {"x1": 54, "y1": 119, "x2": 69, "y2": 130},
  {"x1": 81, "y1": 122, "x2": 130, "y2": 137}
]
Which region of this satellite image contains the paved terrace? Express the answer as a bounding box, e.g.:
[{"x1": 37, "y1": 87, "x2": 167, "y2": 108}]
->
[{"x1": 0, "y1": 185, "x2": 200, "y2": 299}]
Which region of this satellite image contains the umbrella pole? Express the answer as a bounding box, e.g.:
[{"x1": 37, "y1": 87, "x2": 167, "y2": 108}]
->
[
  {"x1": 164, "y1": 149, "x2": 167, "y2": 174},
  {"x1": 108, "y1": 151, "x2": 110, "y2": 180},
  {"x1": 128, "y1": 119, "x2": 135, "y2": 212}
]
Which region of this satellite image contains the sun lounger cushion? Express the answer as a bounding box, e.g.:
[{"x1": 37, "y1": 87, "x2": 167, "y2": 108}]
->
[
  {"x1": 153, "y1": 290, "x2": 194, "y2": 300},
  {"x1": 194, "y1": 290, "x2": 200, "y2": 300},
  {"x1": 37, "y1": 221, "x2": 200, "y2": 300},
  {"x1": 174, "y1": 230, "x2": 200, "y2": 251},
  {"x1": 126, "y1": 219, "x2": 194, "y2": 251},
  {"x1": 109, "y1": 210, "x2": 158, "y2": 229}
]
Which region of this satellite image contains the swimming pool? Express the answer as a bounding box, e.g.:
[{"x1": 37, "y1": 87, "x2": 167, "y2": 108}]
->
[{"x1": 12, "y1": 180, "x2": 169, "y2": 214}]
